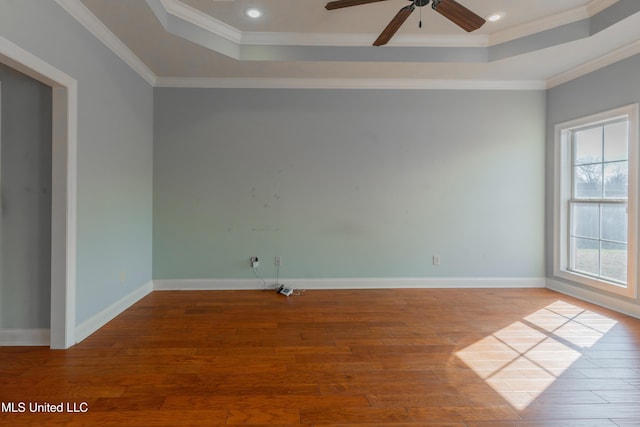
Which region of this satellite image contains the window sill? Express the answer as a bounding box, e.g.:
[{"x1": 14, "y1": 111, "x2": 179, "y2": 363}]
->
[{"x1": 554, "y1": 268, "x2": 636, "y2": 299}]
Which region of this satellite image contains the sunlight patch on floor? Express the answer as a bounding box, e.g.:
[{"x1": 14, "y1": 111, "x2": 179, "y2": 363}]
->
[{"x1": 456, "y1": 300, "x2": 617, "y2": 410}]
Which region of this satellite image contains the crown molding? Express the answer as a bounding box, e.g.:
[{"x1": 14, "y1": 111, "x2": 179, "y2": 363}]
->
[
  {"x1": 150, "y1": 0, "x2": 490, "y2": 50},
  {"x1": 587, "y1": 0, "x2": 620, "y2": 16},
  {"x1": 55, "y1": 0, "x2": 635, "y2": 91},
  {"x1": 546, "y1": 37, "x2": 640, "y2": 88},
  {"x1": 241, "y1": 31, "x2": 489, "y2": 48},
  {"x1": 159, "y1": 0, "x2": 240, "y2": 44},
  {"x1": 154, "y1": 76, "x2": 546, "y2": 91},
  {"x1": 489, "y1": 0, "x2": 618, "y2": 46},
  {"x1": 145, "y1": 0, "x2": 631, "y2": 66},
  {"x1": 55, "y1": 0, "x2": 157, "y2": 86},
  {"x1": 159, "y1": 0, "x2": 487, "y2": 48},
  {"x1": 155, "y1": 0, "x2": 619, "y2": 49}
]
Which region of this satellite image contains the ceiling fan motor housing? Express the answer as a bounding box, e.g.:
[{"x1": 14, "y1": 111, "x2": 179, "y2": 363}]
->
[{"x1": 414, "y1": 0, "x2": 430, "y2": 6}]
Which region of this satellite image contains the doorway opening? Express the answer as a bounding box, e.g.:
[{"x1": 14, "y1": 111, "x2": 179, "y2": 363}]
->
[{"x1": 0, "y1": 35, "x2": 77, "y2": 349}]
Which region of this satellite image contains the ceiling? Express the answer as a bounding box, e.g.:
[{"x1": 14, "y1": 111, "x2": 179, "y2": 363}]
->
[{"x1": 56, "y1": 0, "x2": 640, "y2": 89}]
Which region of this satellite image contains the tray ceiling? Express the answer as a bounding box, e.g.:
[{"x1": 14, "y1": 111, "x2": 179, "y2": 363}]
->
[{"x1": 59, "y1": 0, "x2": 640, "y2": 88}]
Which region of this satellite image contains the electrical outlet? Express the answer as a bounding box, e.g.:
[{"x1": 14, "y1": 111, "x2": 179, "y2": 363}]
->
[
  {"x1": 250, "y1": 256, "x2": 259, "y2": 268},
  {"x1": 119, "y1": 271, "x2": 126, "y2": 283},
  {"x1": 275, "y1": 256, "x2": 281, "y2": 267},
  {"x1": 433, "y1": 255, "x2": 441, "y2": 266}
]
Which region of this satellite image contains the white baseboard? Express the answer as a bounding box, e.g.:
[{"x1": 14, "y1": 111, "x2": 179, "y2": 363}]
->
[
  {"x1": 153, "y1": 277, "x2": 546, "y2": 291},
  {"x1": 10, "y1": 278, "x2": 635, "y2": 347},
  {"x1": 546, "y1": 278, "x2": 640, "y2": 320},
  {"x1": 75, "y1": 281, "x2": 153, "y2": 344},
  {"x1": 153, "y1": 278, "x2": 266, "y2": 290},
  {"x1": 0, "y1": 329, "x2": 50, "y2": 346}
]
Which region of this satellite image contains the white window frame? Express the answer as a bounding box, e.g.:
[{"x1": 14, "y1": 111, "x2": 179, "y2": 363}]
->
[{"x1": 554, "y1": 104, "x2": 639, "y2": 298}]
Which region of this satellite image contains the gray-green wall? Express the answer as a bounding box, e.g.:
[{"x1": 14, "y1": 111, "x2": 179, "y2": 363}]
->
[
  {"x1": 154, "y1": 89, "x2": 546, "y2": 280},
  {"x1": 546, "y1": 51, "x2": 640, "y2": 307},
  {"x1": 0, "y1": 0, "x2": 154, "y2": 326},
  {"x1": 2, "y1": 0, "x2": 637, "y2": 338},
  {"x1": 0, "y1": 65, "x2": 52, "y2": 328}
]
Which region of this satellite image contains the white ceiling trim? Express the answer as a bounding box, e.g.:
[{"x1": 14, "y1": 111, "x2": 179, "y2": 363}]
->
[
  {"x1": 547, "y1": 37, "x2": 640, "y2": 88},
  {"x1": 153, "y1": 0, "x2": 617, "y2": 49},
  {"x1": 56, "y1": 0, "x2": 639, "y2": 91},
  {"x1": 587, "y1": 0, "x2": 620, "y2": 15},
  {"x1": 55, "y1": 0, "x2": 157, "y2": 86},
  {"x1": 241, "y1": 32, "x2": 489, "y2": 48},
  {"x1": 154, "y1": 77, "x2": 546, "y2": 91},
  {"x1": 489, "y1": 0, "x2": 618, "y2": 46},
  {"x1": 145, "y1": 0, "x2": 626, "y2": 64},
  {"x1": 158, "y1": 0, "x2": 241, "y2": 43}
]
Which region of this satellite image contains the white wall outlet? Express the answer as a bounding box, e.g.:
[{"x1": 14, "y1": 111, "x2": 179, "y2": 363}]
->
[
  {"x1": 119, "y1": 271, "x2": 126, "y2": 283},
  {"x1": 275, "y1": 256, "x2": 281, "y2": 267},
  {"x1": 251, "y1": 256, "x2": 259, "y2": 268},
  {"x1": 433, "y1": 255, "x2": 441, "y2": 266}
]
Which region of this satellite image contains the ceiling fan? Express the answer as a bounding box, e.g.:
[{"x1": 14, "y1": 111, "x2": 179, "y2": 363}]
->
[{"x1": 325, "y1": 0, "x2": 486, "y2": 46}]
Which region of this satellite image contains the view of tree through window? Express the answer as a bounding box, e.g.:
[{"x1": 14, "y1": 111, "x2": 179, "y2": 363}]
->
[{"x1": 570, "y1": 120, "x2": 628, "y2": 284}]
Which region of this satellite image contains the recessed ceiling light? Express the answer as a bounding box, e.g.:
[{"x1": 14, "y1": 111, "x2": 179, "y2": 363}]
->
[
  {"x1": 487, "y1": 12, "x2": 505, "y2": 22},
  {"x1": 244, "y1": 8, "x2": 262, "y2": 19}
]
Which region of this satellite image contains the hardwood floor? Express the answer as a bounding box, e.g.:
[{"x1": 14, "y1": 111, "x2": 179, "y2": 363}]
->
[{"x1": 2, "y1": 288, "x2": 640, "y2": 426}]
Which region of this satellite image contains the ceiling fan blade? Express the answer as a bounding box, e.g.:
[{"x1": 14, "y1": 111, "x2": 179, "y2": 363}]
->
[
  {"x1": 325, "y1": 0, "x2": 388, "y2": 10},
  {"x1": 432, "y1": 0, "x2": 485, "y2": 32},
  {"x1": 373, "y1": 4, "x2": 415, "y2": 46}
]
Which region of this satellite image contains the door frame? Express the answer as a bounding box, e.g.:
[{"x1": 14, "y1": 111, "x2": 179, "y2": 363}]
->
[{"x1": 0, "y1": 35, "x2": 77, "y2": 349}]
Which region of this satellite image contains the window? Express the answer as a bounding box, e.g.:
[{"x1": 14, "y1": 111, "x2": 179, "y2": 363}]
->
[{"x1": 554, "y1": 104, "x2": 639, "y2": 298}]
